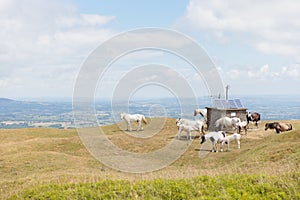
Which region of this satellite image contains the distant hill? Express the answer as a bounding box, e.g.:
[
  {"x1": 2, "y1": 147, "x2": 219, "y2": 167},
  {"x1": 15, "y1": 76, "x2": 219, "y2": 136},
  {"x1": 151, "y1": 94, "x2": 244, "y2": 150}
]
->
[
  {"x1": 0, "y1": 98, "x2": 72, "y2": 122},
  {"x1": 0, "y1": 98, "x2": 15, "y2": 102}
]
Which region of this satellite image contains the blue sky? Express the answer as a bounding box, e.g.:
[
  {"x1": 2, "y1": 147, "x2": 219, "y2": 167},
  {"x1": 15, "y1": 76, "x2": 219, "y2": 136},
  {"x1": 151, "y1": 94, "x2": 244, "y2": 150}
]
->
[
  {"x1": 74, "y1": 0, "x2": 189, "y2": 28},
  {"x1": 0, "y1": 0, "x2": 299, "y2": 100}
]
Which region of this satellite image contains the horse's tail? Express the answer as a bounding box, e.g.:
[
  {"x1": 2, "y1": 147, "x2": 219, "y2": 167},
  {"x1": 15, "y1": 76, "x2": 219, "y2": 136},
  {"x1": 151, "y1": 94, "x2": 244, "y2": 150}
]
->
[{"x1": 142, "y1": 115, "x2": 148, "y2": 124}]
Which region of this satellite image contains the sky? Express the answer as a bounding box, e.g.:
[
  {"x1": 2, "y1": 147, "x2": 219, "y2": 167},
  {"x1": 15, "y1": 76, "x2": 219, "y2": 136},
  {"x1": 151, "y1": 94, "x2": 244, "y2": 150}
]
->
[{"x1": 0, "y1": 0, "x2": 299, "y2": 100}]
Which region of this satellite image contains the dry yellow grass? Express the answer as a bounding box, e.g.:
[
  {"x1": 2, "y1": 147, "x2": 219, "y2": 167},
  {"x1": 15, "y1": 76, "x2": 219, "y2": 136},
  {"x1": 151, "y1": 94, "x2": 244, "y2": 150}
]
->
[{"x1": 0, "y1": 119, "x2": 299, "y2": 199}]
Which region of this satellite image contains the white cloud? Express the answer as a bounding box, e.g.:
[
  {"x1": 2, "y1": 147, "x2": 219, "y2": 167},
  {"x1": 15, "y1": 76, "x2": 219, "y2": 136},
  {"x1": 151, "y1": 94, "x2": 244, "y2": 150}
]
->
[
  {"x1": 80, "y1": 14, "x2": 115, "y2": 26},
  {"x1": 181, "y1": 0, "x2": 300, "y2": 57},
  {"x1": 281, "y1": 65, "x2": 300, "y2": 79},
  {"x1": 0, "y1": 0, "x2": 115, "y2": 98},
  {"x1": 218, "y1": 64, "x2": 300, "y2": 95},
  {"x1": 222, "y1": 64, "x2": 299, "y2": 80}
]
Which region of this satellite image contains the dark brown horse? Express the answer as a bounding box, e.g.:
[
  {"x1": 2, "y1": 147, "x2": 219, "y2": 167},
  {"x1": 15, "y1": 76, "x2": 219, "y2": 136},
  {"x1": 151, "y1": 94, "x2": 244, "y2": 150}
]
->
[
  {"x1": 265, "y1": 122, "x2": 292, "y2": 134},
  {"x1": 246, "y1": 112, "x2": 261, "y2": 128}
]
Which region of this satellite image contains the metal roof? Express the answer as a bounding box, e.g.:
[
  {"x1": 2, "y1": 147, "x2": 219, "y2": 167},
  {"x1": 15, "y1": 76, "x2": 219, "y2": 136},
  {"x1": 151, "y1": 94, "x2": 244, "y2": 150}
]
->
[{"x1": 212, "y1": 99, "x2": 244, "y2": 109}]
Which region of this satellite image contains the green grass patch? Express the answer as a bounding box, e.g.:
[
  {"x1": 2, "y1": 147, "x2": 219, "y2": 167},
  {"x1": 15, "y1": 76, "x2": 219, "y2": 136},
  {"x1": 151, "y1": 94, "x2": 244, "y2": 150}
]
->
[{"x1": 10, "y1": 173, "x2": 300, "y2": 200}]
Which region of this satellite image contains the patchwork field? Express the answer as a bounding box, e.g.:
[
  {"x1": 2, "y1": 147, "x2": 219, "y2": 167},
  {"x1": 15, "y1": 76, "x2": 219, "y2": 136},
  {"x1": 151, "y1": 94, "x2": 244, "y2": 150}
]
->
[{"x1": 0, "y1": 119, "x2": 299, "y2": 199}]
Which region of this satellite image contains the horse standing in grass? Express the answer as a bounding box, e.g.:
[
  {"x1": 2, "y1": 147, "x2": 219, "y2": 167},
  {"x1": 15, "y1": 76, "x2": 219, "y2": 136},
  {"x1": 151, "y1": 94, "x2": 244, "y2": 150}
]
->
[
  {"x1": 176, "y1": 124, "x2": 200, "y2": 140},
  {"x1": 265, "y1": 122, "x2": 292, "y2": 134},
  {"x1": 120, "y1": 112, "x2": 148, "y2": 131},
  {"x1": 200, "y1": 131, "x2": 226, "y2": 152},
  {"x1": 176, "y1": 118, "x2": 205, "y2": 139},
  {"x1": 215, "y1": 116, "x2": 241, "y2": 131},
  {"x1": 221, "y1": 133, "x2": 241, "y2": 151},
  {"x1": 247, "y1": 112, "x2": 261, "y2": 128}
]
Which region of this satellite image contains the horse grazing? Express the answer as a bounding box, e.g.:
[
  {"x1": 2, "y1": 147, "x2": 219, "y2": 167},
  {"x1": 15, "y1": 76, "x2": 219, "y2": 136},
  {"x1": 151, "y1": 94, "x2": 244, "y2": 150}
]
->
[
  {"x1": 194, "y1": 108, "x2": 207, "y2": 121},
  {"x1": 176, "y1": 118, "x2": 205, "y2": 139},
  {"x1": 221, "y1": 133, "x2": 241, "y2": 151},
  {"x1": 236, "y1": 121, "x2": 248, "y2": 135},
  {"x1": 265, "y1": 122, "x2": 292, "y2": 134},
  {"x1": 215, "y1": 116, "x2": 241, "y2": 131},
  {"x1": 247, "y1": 112, "x2": 261, "y2": 128},
  {"x1": 120, "y1": 112, "x2": 148, "y2": 131},
  {"x1": 200, "y1": 131, "x2": 226, "y2": 152}
]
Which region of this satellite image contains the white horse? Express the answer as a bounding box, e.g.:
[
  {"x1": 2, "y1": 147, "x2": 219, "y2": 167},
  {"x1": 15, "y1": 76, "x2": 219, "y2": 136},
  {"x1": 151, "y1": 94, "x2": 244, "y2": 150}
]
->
[
  {"x1": 215, "y1": 116, "x2": 241, "y2": 131},
  {"x1": 120, "y1": 112, "x2": 148, "y2": 131},
  {"x1": 176, "y1": 118, "x2": 205, "y2": 139},
  {"x1": 194, "y1": 108, "x2": 207, "y2": 121},
  {"x1": 236, "y1": 121, "x2": 248, "y2": 135},
  {"x1": 221, "y1": 133, "x2": 241, "y2": 151},
  {"x1": 176, "y1": 124, "x2": 200, "y2": 140},
  {"x1": 200, "y1": 131, "x2": 226, "y2": 152}
]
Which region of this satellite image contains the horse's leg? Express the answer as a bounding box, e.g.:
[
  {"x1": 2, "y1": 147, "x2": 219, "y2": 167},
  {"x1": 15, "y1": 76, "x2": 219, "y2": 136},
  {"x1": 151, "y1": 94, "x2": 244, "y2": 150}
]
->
[
  {"x1": 201, "y1": 125, "x2": 205, "y2": 135},
  {"x1": 140, "y1": 120, "x2": 144, "y2": 131},
  {"x1": 211, "y1": 142, "x2": 215, "y2": 152},
  {"x1": 137, "y1": 121, "x2": 141, "y2": 131},
  {"x1": 237, "y1": 140, "x2": 240, "y2": 149},
  {"x1": 217, "y1": 142, "x2": 221, "y2": 152},
  {"x1": 128, "y1": 122, "x2": 132, "y2": 131},
  {"x1": 177, "y1": 128, "x2": 182, "y2": 139},
  {"x1": 221, "y1": 141, "x2": 224, "y2": 152},
  {"x1": 125, "y1": 121, "x2": 129, "y2": 131},
  {"x1": 213, "y1": 141, "x2": 218, "y2": 152},
  {"x1": 226, "y1": 141, "x2": 230, "y2": 151},
  {"x1": 216, "y1": 142, "x2": 220, "y2": 152}
]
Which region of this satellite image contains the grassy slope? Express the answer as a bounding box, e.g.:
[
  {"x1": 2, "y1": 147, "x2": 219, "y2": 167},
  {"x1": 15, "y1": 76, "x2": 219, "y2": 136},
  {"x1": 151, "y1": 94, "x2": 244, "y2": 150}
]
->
[{"x1": 0, "y1": 119, "x2": 299, "y2": 199}]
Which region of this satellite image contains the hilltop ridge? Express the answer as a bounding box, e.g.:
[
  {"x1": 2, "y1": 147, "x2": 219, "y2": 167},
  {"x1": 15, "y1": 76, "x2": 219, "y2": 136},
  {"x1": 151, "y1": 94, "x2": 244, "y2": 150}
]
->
[{"x1": 0, "y1": 119, "x2": 299, "y2": 198}]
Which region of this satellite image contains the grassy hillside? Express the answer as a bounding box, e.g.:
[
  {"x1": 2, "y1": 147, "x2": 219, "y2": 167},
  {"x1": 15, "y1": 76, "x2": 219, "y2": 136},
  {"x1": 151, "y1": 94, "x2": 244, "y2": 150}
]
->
[
  {"x1": 9, "y1": 174, "x2": 300, "y2": 199},
  {"x1": 0, "y1": 119, "x2": 299, "y2": 199}
]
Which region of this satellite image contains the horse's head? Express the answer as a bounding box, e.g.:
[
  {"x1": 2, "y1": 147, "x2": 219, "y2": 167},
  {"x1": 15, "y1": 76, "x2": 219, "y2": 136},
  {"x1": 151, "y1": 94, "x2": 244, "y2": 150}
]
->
[
  {"x1": 247, "y1": 112, "x2": 252, "y2": 119},
  {"x1": 265, "y1": 123, "x2": 270, "y2": 131},
  {"x1": 175, "y1": 118, "x2": 181, "y2": 127},
  {"x1": 120, "y1": 112, "x2": 124, "y2": 120}
]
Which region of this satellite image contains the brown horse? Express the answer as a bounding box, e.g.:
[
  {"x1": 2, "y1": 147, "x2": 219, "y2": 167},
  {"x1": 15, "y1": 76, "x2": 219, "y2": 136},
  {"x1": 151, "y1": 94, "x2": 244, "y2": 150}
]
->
[
  {"x1": 246, "y1": 112, "x2": 261, "y2": 128},
  {"x1": 265, "y1": 122, "x2": 292, "y2": 134}
]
